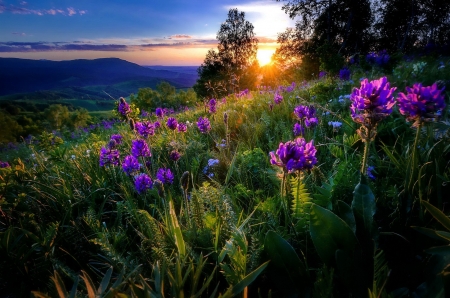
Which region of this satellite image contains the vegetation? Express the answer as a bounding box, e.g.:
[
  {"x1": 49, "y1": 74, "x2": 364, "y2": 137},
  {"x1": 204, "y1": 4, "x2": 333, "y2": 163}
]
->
[{"x1": 1, "y1": 53, "x2": 449, "y2": 297}]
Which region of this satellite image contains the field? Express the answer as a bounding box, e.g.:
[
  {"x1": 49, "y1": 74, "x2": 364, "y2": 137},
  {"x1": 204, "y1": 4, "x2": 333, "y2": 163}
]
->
[{"x1": 1, "y1": 56, "x2": 450, "y2": 297}]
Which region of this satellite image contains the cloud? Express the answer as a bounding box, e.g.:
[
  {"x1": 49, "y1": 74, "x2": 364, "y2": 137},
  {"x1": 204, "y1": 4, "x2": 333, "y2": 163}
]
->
[
  {"x1": 20, "y1": 1, "x2": 27, "y2": 5},
  {"x1": 0, "y1": 39, "x2": 218, "y2": 53},
  {"x1": 12, "y1": 32, "x2": 26, "y2": 36},
  {"x1": 0, "y1": 4, "x2": 86, "y2": 16},
  {"x1": 169, "y1": 34, "x2": 193, "y2": 39}
]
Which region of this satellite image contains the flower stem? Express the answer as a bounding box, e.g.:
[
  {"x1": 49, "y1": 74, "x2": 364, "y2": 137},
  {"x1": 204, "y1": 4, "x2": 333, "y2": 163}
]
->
[{"x1": 361, "y1": 139, "x2": 371, "y2": 175}]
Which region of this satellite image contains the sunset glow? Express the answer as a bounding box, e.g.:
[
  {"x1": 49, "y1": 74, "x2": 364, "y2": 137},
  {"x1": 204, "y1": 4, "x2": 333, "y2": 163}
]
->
[{"x1": 257, "y1": 48, "x2": 275, "y2": 66}]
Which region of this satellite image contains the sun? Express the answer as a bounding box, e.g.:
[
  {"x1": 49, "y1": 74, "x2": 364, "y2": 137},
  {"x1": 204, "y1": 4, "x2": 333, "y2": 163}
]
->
[{"x1": 257, "y1": 49, "x2": 275, "y2": 66}]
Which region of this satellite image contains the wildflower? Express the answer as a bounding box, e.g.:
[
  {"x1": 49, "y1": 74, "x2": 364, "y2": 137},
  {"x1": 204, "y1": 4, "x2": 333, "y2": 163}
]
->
[
  {"x1": 366, "y1": 166, "x2": 376, "y2": 180},
  {"x1": 166, "y1": 117, "x2": 178, "y2": 130},
  {"x1": 71, "y1": 155, "x2": 76, "y2": 160},
  {"x1": 208, "y1": 159, "x2": 219, "y2": 167},
  {"x1": 208, "y1": 99, "x2": 217, "y2": 114},
  {"x1": 169, "y1": 150, "x2": 181, "y2": 161},
  {"x1": 131, "y1": 139, "x2": 151, "y2": 158},
  {"x1": 294, "y1": 105, "x2": 318, "y2": 128},
  {"x1": 0, "y1": 161, "x2": 10, "y2": 168},
  {"x1": 350, "y1": 77, "x2": 396, "y2": 139},
  {"x1": 328, "y1": 121, "x2": 343, "y2": 129},
  {"x1": 293, "y1": 123, "x2": 304, "y2": 136},
  {"x1": 118, "y1": 97, "x2": 131, "y2": 116},
  {"x1": 154, "y1": 121, "x2": 161, "y2": 129},
  {"x1": 305, "y1": 117, "x2": 318, "y2": 128},
  {"x1": 110, "y1": 134, "x2": 123, "y2": 146},
  {"x1": 397, "y1": 82, "x2": 446, "y2": 126},
  {"x1": 269, "y1": 103, "x2": 274, "y2": 111},
  {"x1": 339, "y1": 67, "x2": 351, "y2": 81},
  {"x1": 177, "y1": 122, "x2": 187, "y2": 133},
  {"x1": 319, "y1": 71, "x2": 327, "y2": 79},
  {"x1": 155, "y1": 107, "x2": 164, "y2": 118},
  {"x1": 136, "y1": 121, "x2": 155, "y2": 138},
  {"x1": 269, "y1": 138, "x2": 317, "y2": 173},
  {"x1": 99, "y1": 147, "x2": 120, "y2": 167},
  {"x1": 86, "y1": 150, "x2": 91, "y2": 157},
  {"x1": 122, "y1": 155, "x2": 140, "y2": 175},
  {"x1": 223, "y1": 112, "x2": 228, "y2": 125},
  {"x1": 274, "y1": 93, "x2": 283, "y2": 104},
  {"x1": 134, "y1": 173, "x2": 153, "y2": 194},
  {"x1": 156, "y1": 168, "x2": 174, "y2": 185},
  {"x1": 197, "y1": 117, "x2": 211, "y2": 133}
]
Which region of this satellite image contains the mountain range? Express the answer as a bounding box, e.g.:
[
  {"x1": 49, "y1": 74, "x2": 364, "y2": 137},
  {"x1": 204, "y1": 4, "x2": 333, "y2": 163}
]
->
[{"x1": 0, "y1": 58, "x2": 199, "y2": 100}]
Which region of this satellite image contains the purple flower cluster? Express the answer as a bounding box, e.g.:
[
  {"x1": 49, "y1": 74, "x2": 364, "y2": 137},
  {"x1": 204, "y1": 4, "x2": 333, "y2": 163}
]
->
[
  {"x1": 169, "y1": 150, "x2": 181, "y2": 161},
  {"x1": 209, "y1": 99, "x2": 217, "y2": 114},
  {"x1": 367, "y1": 166, "x2": 376, "y2": 180},
  {"x1": 319, "y1": 71, "x2": 327, "y2": 79},
  {"x1": 156, "y1": 168, "x2": 174, "y2": 184},
  {"x1": 131, "y1": 139, "x2": 151, "y2": 158},
  {"x1": 118, "y1": 98, "x2": 131, "y2": 116},
  {"x1": 0, "y1": 161, "x2": 10, "y2": 168},
  {"x1": 134, "y1": 173, "x2": 153, "y2": 194},
  {"x1": 99, "y1": 147, "x2": 120, "y2": 167},
  {"x1": 397, "y1": 82, "x2": 446, "y2": 125},
  {"x1": 197, "y1": 117, "x2": 211, "y2": 133},
  {"x1": 236, "y1": 89, "x2": 250, "y2": 98},
  {"x1": 293, "y1": 123, "x2": 305, "y2": 136},
  {"x1": 166, "y1": 117, "x2": 178, "y2": 130},
  {"x1": 110, "y1": 134, "x2": 123, "y2": 146},
  {"x1": 122, "y1": 155, "x2": 140, "y2": 175},
  {"x1": 155, "y1": 107, "x2": 164, "y2": 118},
  {"x1": 136, "y1": 121, "x2": 155, "y2": 138},
  {"x1": 177, "y1": 122, "x2": 187, "y2": 132},
  {"x1": 270, "y1": 138, "x2": 318, "y2": 173},
  {"x1": 294, "y1": 105, "x2": 318, "y2": 128},
  {"x1": 350, "y1": 77, "x2": 396, "y2": 126},
  {"x1": 366, "y1": 50, "x2": 390, "y2": 66},
  {"x1": 339, "y1": 67, "x2": 351, "y2": 81},
  {"x1": 274, "y1": 93, "x2": 283, "y2": 104}
]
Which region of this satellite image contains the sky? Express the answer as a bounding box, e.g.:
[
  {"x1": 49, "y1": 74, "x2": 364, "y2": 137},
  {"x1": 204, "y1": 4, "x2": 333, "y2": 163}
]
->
[{"x1": 0, "y1": 0, "x2": 296, "y2": 66}]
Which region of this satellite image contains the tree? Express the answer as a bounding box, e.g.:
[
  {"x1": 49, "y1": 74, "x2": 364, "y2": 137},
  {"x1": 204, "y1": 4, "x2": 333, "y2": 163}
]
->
[
  {"x1": 44, "y1": 104, "x2": 70, "y2": 129},
  {"x1": 194, "y1": 8, "x2": 259, "y2": 98}
]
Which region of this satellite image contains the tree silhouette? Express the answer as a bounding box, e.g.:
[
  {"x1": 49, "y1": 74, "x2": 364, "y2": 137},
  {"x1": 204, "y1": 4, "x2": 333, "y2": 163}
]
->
[{"x1": 194, "y1": 8, "x2": 258, "y2": 98}]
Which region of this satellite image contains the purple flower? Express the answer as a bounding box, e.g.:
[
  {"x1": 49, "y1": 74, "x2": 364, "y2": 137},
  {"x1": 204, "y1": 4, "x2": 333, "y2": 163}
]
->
[
  {"x1": 319, "y1": 71, "x2": 327, "y2": 79},
  {"x1": 155, "y1": 107, "x2": 164, "y2": 118},
  {"x1": 294, "y1": 105, "x2": 316, "y2": 120},
  {"x1": 156, "y1": 168, "x2": 174, "y2": 184},
  {"x1": 269, "y1": 138, "x2": 317, "y2": 173},
  {"x1": 328, "y1": 121, "x2": 343, "y2": 129},
  {"x1": 154, "y1": 121, "x2": 161, "y2": 129},
  {"x1": 131, "y1": 139, "x2": 151, "y2": 158},
  {"x1": 339, "y1": 67, "x2": 351, "y2": 81},
  {"x1": 366, "y1": 50, "x2": 389, "y2": 66},
  {"x1": 99, "y1": 147, "x2": 120, "y2": 167},
  {"x1": 134, "y1": 173, "x2": 153, "y2": 194},
  {"x1": 367, "y1": 166, "x2": 376, "y2": 180},
  {"x1": 169, "y1": 150, "x2": 181, "y2": 161},
  {"x1": 293, "y1": 123, "x2": 304, "y2": 136},
  {"x1": 350, "y1": 77, "x2": 396, "y2": 126},
  {"x1": 274, "y1": 93, "x2": 283, "y2": 104},
  {"x1": 397, "y1": 82, "x2": 446, "y2": 125},
  {"x1": 305, "y1": 117, "x2": 318, "y2": 128},
  {"x1": 110, "y1": 134, "x2": 123, "y2": 146},
  {"x1": 122, "y1": 155, "x2": 140, "y2": 175},
  {"x1": 118, "y1": 98, "x2": 131, "y2": 116},
  {"x1": 177, "y1": 122, "x2": 187, "y2": 133},
  {"x1": 136, "y1": 121, "x2": 155, "y2": 138},
  {"x1": 0, "y1": 161, "x2": 10, "y2": 168},
  {"x1": 209, "y1": 99, "x2": 217, "y2": 114},
  {"x1": 197, "y1": 117, "x2": 211, "y2": 133},
  {"x1": 166, "y1": 117, "x2": 178, "y2": 130}
]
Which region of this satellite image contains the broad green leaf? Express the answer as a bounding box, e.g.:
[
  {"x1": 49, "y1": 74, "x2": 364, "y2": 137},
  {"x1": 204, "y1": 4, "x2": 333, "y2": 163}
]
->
[
  {"x1": 412, "y1": 226, "x2": 450, "y2": 242},
  {"x1": 264, "y1": 230, "x2": 309, "y2": 296},
  {"x1": 169, "y1": 200, "x2": 186, "y2": 257},
  {"x1": 231, "y1": 261, "x2": 269, "y2": 296},
  {"x1": 424, "y1": 245, "x2": 450, "y2": 256},
  {"x1": 352, "y1": 174, "x2": 376, "y2": 237},
  {"x1": 310, "y1": 204, "x2": 359, "y2": 265},
  {"x1": 436, "y1": 231, "x2": 450, "y2": 241},
  {"x1": 97, "y1": 266, "x2": 113, "y2": 295},
  {"x1": 337, "y1": 200, "x2": 356, "y2": 233},
  {"x1": 421, "y1": 201, "x2": 450, "y2": 232}
]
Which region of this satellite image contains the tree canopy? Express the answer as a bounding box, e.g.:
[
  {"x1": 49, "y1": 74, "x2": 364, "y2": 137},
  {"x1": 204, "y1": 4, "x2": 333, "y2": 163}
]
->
[{"x1": 194, "y1": 8, "x2": 259, "y2": 98}]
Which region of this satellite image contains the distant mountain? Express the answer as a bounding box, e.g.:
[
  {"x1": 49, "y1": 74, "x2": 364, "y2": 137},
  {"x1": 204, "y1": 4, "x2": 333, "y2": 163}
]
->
[{"x1": 0, "y1": 58, "x2": 199, "y2": 98}]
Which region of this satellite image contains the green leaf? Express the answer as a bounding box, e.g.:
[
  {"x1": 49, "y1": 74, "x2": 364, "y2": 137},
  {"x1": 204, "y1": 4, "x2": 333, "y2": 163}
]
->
[
  {"x1": 352, "y1": 174, "x2": 376, "y2": 237},
  {"x1": 231, "y1": 261, "x2": 269, "y2": 296},
  {"x1": 264, "y1": 231, "x2": 309, "y2": 296},
  {"x1": 421, "y1": 200, "x2": 450, "y2": 232},
  {"x1": 169, "y1": 200, "x2": 186, "y2": 257},
  {"x1": 290, "y1": 177, "x2": 313, "y2": 218},
  {"x1": 310, "y1": 204, "x2": 359, "y2": 265},
  {"x1": 97, "y1": 266, "x2": 113, "y2": 295},
  {"x1": 412, "y1": 226, "x2": 450, "y2": 242},
  {"x1": 424, "y1": 245, "x2": 450, "y2": 256},
  {"x1": 337, "y1": 200, "x2": 356, "y2": 233}
]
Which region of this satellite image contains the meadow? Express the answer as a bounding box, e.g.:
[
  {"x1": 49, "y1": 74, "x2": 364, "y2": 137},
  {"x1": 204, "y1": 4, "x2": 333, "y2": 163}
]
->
[{"x1": 0, "y1": 55, "x2": 449, "y2": 297}]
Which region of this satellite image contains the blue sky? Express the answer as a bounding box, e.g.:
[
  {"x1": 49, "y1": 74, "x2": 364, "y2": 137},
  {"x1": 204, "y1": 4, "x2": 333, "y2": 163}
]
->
[{"x1": 0, "y1": 0, "x2": 295, "y2": 65}]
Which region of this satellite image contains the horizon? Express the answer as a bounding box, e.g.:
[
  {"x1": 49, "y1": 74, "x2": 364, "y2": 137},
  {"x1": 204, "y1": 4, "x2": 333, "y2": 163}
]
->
[{"x1": 0, "y1": 0, "x2": 295, "y2": 65}]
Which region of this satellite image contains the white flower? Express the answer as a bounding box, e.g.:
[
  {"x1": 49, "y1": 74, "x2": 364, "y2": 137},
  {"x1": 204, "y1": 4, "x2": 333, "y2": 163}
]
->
[{"x1": 71, "y1": 155, "x2": 76, "y2": 160}]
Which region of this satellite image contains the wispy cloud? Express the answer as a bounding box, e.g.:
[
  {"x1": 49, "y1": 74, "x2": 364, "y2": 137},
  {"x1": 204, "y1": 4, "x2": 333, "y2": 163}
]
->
[
  {"x1": 12, "y1": 32, "x2": 26, "y2": 36},
  {"x1": 168, "y1": 34, "x2": 192, "y2": 39},
  {"x1": 0, "y1": 4, "x2": 86, "y2": 16},
  {"x1": 0, "y1": 39, "x2": 218, "y2": 53}
]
